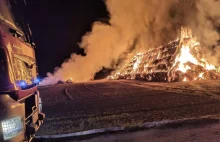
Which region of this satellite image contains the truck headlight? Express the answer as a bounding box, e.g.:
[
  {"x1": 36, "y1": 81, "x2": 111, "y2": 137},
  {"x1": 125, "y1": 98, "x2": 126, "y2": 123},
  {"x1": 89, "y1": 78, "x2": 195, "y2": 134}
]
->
[{"x1": 1, "y1": 117, "x2": 23, "y2": 140}]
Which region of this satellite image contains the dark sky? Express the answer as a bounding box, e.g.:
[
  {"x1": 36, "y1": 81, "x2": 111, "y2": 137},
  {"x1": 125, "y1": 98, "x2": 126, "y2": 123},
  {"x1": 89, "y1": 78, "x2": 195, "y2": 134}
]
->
[{"x1": 26, "y1": 0, "x2": 108, "y2": 77}]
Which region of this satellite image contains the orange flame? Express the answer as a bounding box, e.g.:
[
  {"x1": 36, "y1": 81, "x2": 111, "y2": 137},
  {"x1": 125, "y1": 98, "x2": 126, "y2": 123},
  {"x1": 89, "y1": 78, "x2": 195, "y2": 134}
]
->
[
  {"x1": 108, "y1": 27, "x2": 220, "y2": 82},
  {"x1": 172, "y1": 27, "x2": 217, "y2": 81}
]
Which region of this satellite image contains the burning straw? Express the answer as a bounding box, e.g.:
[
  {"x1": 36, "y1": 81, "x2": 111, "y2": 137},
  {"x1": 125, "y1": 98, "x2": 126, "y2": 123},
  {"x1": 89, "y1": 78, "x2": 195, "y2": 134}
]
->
[{"x1": 108, "y1": 27, "x2": 220, "y2": 82}]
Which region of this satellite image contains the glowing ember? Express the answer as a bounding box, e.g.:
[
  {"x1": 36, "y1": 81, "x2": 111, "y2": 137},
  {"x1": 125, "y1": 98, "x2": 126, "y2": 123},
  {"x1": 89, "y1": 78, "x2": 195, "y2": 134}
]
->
[
  {"x1": 198, "y1": 73, "x2": 204, "y2": 78},
  {"x1": 183, "y1": 77, "x2": 187, "y2": 82},
  {"x1": 108, "y1": 27, "x2": 220, "y2": 82},
  {"x1": 66, "y1": 77, "x2": 73, "y2": 83}
]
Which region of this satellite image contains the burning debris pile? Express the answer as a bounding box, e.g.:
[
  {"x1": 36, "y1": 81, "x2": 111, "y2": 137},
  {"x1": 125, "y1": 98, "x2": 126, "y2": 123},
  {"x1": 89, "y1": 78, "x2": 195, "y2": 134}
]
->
[{"x1": 108, "y1": 28, "x2": 220, "y2": 82}]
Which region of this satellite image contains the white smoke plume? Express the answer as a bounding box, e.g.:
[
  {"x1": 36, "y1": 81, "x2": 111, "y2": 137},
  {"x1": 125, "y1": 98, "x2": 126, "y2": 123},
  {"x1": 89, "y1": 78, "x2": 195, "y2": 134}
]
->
[
  {"x1": 192, "y1": 0, "x2": 220, "y2": 65},
  {"x1": 40, "y1": 0, "x2": 220, "y2": 85}
]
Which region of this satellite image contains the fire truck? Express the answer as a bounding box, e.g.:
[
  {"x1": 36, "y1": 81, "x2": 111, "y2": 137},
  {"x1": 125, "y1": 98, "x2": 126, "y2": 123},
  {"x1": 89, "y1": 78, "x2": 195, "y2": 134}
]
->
[{"x1": 0, "y1": 0, "x2": 45, "y2": 141}]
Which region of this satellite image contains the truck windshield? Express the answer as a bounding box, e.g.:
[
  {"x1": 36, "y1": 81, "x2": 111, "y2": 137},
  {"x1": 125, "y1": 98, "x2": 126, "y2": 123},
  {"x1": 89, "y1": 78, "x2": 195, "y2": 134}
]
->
[{"x1": 0, "y1": 0, "x2": 16, "y2": 26}]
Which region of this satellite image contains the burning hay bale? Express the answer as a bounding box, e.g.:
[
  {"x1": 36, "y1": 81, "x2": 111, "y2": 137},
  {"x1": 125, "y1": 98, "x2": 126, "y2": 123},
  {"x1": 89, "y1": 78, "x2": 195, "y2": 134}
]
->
[{"x1": 108, "y1": 27, "x2": 220, "y2": 82}]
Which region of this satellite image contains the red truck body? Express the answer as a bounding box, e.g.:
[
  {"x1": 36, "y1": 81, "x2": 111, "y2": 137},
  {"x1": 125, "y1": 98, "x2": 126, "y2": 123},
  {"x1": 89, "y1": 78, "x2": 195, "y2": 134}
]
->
[{"x1": 0, "y1": 0, "x2": 45, "y2": 141}]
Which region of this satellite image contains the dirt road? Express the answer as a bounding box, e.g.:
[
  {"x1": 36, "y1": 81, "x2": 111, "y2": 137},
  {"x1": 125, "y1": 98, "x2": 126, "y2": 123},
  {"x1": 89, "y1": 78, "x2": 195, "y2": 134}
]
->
[
  {"x1": 76, "y1": 123, "x2": 220, "y2": 142},
  {"x1": 35, "y1": 80, "x2": 220, "y2": 137}
]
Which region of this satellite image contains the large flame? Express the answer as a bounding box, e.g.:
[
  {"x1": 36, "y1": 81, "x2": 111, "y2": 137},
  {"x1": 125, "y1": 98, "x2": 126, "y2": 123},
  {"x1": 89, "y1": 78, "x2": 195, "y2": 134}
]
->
[{"x1": 108, "y1": 27, "x2": 220, "y2": 82}]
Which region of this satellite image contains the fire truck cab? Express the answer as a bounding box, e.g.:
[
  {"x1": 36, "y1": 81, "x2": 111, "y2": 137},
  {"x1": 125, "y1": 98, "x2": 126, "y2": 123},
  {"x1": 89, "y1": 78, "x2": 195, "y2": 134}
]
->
[{"x1": 0, "y1": 0, "x2": 45, "y2": 141}]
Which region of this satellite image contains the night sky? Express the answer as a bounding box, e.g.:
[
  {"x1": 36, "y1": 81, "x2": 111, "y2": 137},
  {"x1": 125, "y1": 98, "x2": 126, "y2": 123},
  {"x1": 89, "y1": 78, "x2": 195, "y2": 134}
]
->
[{"x1": 25, "y1": 0, "x2": 108, "y2": 77}]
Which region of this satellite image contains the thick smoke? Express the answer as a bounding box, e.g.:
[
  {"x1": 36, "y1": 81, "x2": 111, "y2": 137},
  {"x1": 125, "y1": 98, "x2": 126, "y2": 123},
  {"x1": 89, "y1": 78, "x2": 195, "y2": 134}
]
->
[
  {"x1": 192, "y1": 0, "x2": 220, "y2": 65},
  {"x1": 41, "y1": 0, "x2": 220, "y2": 85}
]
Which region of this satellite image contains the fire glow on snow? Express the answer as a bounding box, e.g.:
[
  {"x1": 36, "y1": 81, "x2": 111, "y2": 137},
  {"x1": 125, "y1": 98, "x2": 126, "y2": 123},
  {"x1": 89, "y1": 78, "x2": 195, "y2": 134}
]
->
[{"x1": 108, "y1": 27, "x2": 220, "y2": 82}]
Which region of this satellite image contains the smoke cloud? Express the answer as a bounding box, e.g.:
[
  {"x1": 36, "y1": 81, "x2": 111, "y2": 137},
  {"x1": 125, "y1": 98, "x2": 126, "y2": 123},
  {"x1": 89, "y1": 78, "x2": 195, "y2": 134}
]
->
[
  {"x1": 192, "y1": 0, "x2": 220, "y2": 65},
  {"x1": 41, "y1": 0, "x2": 220, "y2": 85}
]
